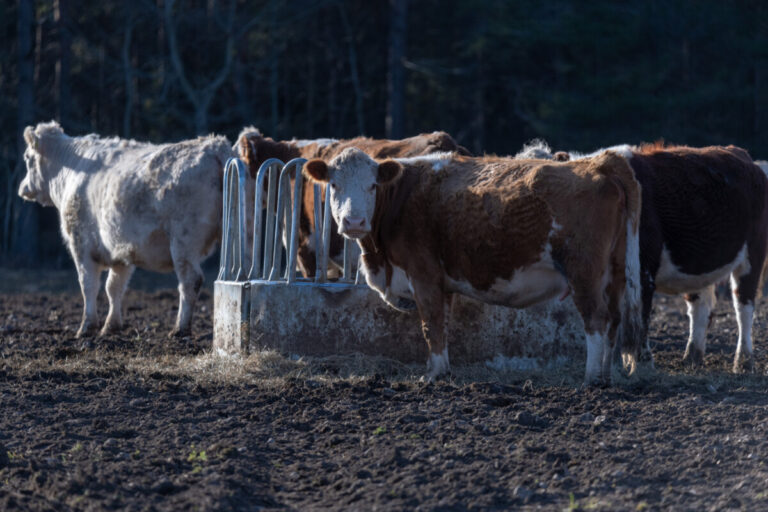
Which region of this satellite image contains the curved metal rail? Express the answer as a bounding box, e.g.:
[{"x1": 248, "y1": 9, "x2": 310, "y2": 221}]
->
[{"x1": 217, "y1": 157, "x2": 361, "y2": 284}]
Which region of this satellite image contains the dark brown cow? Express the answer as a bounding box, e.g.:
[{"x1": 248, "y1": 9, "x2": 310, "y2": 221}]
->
[
  {"x1": 236, "y1": 128, "x2": 471, "y2": 278},
  {"x1": 536, "y1": 143, "x2": 768, "y2": 372},
  {"x1": 303, "y1": 149, "x2": 644, "y2": 385}
]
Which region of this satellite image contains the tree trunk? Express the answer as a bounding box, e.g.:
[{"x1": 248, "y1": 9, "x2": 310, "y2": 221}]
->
[
  {"x1": 338, "y1": 3, "x2": 365, "y2": 135},
  {"x1": 54, "y1": 0, "x2": 71, "y2": 129},
  {"x1": 122, "y1": 7, "x2": 135, "y2": 137},
  {"x1": 386, "y1": 0, "x2": 407, "y2": 138},
  {"x1": 14, "y1": 0, "x2": 39, "y2": 265}
]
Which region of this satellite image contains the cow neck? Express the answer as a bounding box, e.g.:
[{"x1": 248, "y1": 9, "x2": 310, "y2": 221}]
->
[
  {"x1": 360, "y1": 166, "x2": 420, "y2": 261},
  {"x1": 40, "y1": 133, "x2": 111, "y2": 209}
]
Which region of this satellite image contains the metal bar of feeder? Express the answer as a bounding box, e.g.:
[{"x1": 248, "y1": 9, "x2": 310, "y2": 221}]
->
[
  {"x1": 320, "y1": 185, "x2": 332, "y2": 280},
  {"x1": 217, "y1": 158, "x2": 232, "y2": 281},
  {"x1": 249, "y1": 159, "x2": 284, "y2": 280},
  {"x1": 285, "y1": 158, "x2": 307, "y2": 284},
  {"x1": 262, "y1": 164, "x2": 279, "y2": 279},
  {"x1": 269, "y1": 166, "x2": 293, "y2": 281},
  {"x1": 313, "y1": 183, "x2": 323, "y2": 283},
  {"x1": 232, "y1": 159, "x2": 247, "y2": 281}
]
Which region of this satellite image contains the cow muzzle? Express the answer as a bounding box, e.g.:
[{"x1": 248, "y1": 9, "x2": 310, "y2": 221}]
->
[
  {"x1": 18, "y1": 180, "x2": 35, "y2": 202},
  {"x1": 340, "y1": 216, "x2": 368, "y2": 239}
]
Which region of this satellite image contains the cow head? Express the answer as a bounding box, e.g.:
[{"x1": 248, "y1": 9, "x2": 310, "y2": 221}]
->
[
  {"x1": 303, "y1": 148, "x2": 403, "y2": 239},
  {"x1": 18, "y1": 121, "x2": 63, "y2": 207}
]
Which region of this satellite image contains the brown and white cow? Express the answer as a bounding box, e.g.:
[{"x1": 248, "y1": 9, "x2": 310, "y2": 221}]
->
[
  {"x1": 534, "y1": 142, "x2": 768, "y2": 372},
  {"x1": 19, "y1": 121, "x2": 234, "y2": 337},
  {"x1": 236, "y1": 128, "x2": 470, "y2": 278},
  {"x1": 302, "y1": 148, "x2": 644, "y2": 385}
]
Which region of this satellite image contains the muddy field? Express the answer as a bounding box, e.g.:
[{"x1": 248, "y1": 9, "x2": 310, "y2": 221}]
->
[{"x1": 2, "y1": 283, "x2": 768, "y2": 511}]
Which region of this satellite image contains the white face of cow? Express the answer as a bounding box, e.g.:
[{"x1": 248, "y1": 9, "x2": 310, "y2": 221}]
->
[
  {"x1": 18, "y1": 124, "x2": 56, "y2": 206},
  {"x1": 303, "y1": 148, "x2": 403, "y2": 239}
]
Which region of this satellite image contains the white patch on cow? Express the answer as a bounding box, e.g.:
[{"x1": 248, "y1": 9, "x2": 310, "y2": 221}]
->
[
  {"x1": 732, "y1": 268, "x2": 755, "y2": 368},
  {"x1": 755, "y1": 160, "x2": 768, "y2": 176},
  {"x1": 584, "y1": 331, "x2": 607, "y2": 385},
  {"x1": 361, "y1": 260, "x2": 414, "y2": 312},
  {"x1": 444, "y1": 242, "x2": 568, "y2": 308},
  {"x1": 684, "y1": 285, "x2": 716, "y2": 358},
  {"x1": 292, "y1": 138, "x2": 338, "y2": 148},
  {"x1": 514, "y1": 139, "x2": 553, "y2": 159},
  {"x1": 426, "y1": 347, "x2": 450, "y2": 380},
  {"x1": 569, "y1": 144, "x2": 634, "y2": 160},
  {"x1": 656, "y1": 244, "x2": 748, "y2": 294},
  {"x1": 394, "y1": 152, "x2": 454, "y2": 171}
]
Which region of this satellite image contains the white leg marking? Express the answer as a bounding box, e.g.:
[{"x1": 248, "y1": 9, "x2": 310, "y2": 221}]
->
[
  {"x1": 584, "y1": 331, "x2": 607, "y2": 385},
  {"x1": 733, "y1": 298, "x2": 755, "y2": 370},
  {"x1": 684, "y1": 285, "x2": 715, "y2": 362},
  {"x1": 426, "y1": 347, "x2": 450, "y2": 381}
]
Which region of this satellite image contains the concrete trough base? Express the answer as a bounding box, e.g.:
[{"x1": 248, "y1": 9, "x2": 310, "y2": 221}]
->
[{"x1": 214, "y1": 280, "x2": 586, "y2": 366}]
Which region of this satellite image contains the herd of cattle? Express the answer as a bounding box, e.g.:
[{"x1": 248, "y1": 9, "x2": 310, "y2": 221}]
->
[{"x1": 18, "y1": 120, "x2": 768, "y2": 386}]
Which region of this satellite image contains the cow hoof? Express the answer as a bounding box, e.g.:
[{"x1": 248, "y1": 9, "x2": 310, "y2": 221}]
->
[
  {"x1": 581, "y1": 380, "x2": 609, "y2": 390},
  {"x1": 99, "y1": 323, "x2": 123, "y2": 337},
  {"x1": 639, "y1": 347, "x2": 655, "y2": 366},
  {"x1": 421, "y1": 371, "x2": 451, "y2": 383},
  {"x1": 682, "y1": 348, "x2": 704, "y2": 368},
  {"x1": 76, "y1": 323, "x2": 98, "y2": 338},
  {"x1": 395, "y1": 297, "x2": 417, "y2": 311},
  {"x1": 733, "y1": 356, "x2": 755, "y2": 374},
  {"x1": 168, "y1": 328, "x2": 190, "y2": 339}
]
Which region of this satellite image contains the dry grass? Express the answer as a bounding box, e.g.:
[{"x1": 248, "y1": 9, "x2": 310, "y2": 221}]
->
[{"x1": 11, "y1": 343, "x2": 766, "y2": 394}]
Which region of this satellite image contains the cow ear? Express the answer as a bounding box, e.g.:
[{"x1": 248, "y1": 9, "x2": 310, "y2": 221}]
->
[
  {"x1": 239, "y1": 136, "x2": 253, "y2": 163},
  {"x1": 238, "y1": 137, "x2": 257, "y2": 178},
  {"x1": 24, "y1": 126, "x2": 39, "y2": 151},
  {"x1": 377, "y1": 160, "x2": 403, "y2": 185},
  {"x1": 304, "y1": 159, "x2": 329, "y2": 182}
]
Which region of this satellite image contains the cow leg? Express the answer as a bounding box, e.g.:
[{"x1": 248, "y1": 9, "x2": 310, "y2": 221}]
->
[
  {"x1": 170, "y1": 250, "x2": 203, "y2": 338},
  {"x1": 571, "y1": 282, "x2": 613, "y2": 387},
  {"x1": 731, "y1": 270, "x2": 759, "y2": 373},
  {"x1": 682, "y1": 286, "x2": 715, "y2": 367},
  {"x1": 411, "y1": 279, "x2": 450, "y2": 381},
  {"x1": 101, "y1": 264, "x2": 135, "y2": 335},
  {"x1": 75, "y1": 259, "x2": 101, "y2": 338},
  {"x1": 637, "y1": 270, "x2": 656, "y2": 368}
]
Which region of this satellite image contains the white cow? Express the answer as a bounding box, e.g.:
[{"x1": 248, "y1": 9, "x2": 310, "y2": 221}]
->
[{"x1": 19, "y1": 121, "x2": 234, "y2": 337}]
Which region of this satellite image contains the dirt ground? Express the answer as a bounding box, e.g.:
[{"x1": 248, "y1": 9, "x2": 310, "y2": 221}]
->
[{"x1": 2, "y1": 282, "x2": 768, "y2": 511}]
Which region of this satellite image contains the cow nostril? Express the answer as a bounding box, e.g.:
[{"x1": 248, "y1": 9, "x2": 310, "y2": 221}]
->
[{"x1": 343, "y1": 217, "x2": 365, "y2": 230}]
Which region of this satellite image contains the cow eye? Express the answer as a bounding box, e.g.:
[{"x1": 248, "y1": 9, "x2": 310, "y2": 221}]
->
[{"x1": 330, "y1": 183, "x2": 337, "y2": 190}]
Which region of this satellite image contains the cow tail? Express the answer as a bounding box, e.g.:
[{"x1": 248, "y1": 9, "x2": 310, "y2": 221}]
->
[
  {"x1": 613, "y1": 157, "x2": 644, "y2": 375},
  {"x1": 601, "y1": 153, "x2": 645, "y2": 375}
]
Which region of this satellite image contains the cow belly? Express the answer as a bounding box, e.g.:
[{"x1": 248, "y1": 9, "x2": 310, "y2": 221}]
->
[
  {"x1": 655, "y1": 244, "x2": 748, "y2": 294},
  {"x1": 445, "y1": 265, "x2": 568, "y2": 308}
]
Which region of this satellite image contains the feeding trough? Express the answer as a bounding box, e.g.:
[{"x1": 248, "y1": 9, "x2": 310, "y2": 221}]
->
[{"x1": 213, "y1": 157, "x2": 586, "y2": 366}]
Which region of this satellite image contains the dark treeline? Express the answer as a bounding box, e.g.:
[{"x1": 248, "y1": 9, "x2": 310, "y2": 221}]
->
[{"x1": 2, "y1": 0, "x2": 767, "y2": 266}]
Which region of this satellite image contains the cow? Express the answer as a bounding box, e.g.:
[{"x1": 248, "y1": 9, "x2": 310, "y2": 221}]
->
[
  {"x1": 236, "y1": 128, "x2": 471, "y2": 279},
  {"x1": 530, "y1": 142, "x2": 768, "y2": 372},
  {"x1": 18, "y1": 121, "x2": 234, "y2": 338},
  {"x1": 302, "y1": 148, "x2": 644, "y2": 386}
]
